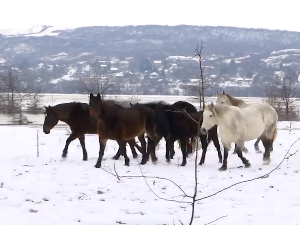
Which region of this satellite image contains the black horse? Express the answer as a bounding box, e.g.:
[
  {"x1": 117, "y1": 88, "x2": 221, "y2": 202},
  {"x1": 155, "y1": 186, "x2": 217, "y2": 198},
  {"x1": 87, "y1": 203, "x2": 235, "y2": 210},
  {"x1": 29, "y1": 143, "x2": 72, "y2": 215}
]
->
[
  {"x1": 153, "y1": 102, "x2": 222, "y2": 166},
  {"x1": 132, "y1": 101, "x2": 199, "y2": 165}
]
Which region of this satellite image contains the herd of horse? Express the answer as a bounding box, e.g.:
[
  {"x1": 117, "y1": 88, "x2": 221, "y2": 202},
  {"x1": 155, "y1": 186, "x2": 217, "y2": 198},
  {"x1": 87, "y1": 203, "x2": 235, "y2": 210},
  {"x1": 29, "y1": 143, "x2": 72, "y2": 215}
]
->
[{"x1": 42, "y1": 91, "x2": 278, "y2": 171}]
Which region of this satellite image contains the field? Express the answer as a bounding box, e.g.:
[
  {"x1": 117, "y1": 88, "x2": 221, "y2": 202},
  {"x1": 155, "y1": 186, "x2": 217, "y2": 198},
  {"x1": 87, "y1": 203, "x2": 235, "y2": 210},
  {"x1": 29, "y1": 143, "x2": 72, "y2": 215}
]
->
[{"x1": 1, "y1": 95, "x2": 300, "y2": 225}]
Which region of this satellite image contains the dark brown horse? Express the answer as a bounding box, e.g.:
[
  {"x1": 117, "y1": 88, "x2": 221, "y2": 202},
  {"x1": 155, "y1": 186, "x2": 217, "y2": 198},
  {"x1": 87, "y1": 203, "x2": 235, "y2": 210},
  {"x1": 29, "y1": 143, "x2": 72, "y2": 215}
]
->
[
  {"x1": 43, "y1": 102, "x2": 142, "y2": 161},
  {"x1": 89, "y1": 93, "x2": 159, "y2": 168},
  {"x1": 153, "y1": 102, "x2": 222, "y2": 166}
]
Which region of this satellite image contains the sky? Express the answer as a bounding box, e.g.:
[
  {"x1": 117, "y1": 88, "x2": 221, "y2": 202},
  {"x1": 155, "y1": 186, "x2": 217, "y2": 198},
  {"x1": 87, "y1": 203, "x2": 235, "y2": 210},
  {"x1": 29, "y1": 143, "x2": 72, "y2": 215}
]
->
[{"x1": 0, "y1": 0, "x2": 299, "y2": 31}]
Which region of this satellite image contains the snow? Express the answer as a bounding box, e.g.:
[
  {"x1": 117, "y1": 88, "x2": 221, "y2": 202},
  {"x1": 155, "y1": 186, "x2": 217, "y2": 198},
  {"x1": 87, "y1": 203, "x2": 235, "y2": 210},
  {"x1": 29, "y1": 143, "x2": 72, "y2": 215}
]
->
[
  {"x1": 0, "y1": 25, "x2": 78, "y2": 37},
  {"x1": 270, "y1": 49, "x2": 300, "y2": 56},
  {"x1": 1, "y1": 119, "x2": 300, "y2": 224},
  {"x1": 50, "y1": 68, "x2": 77, "y2": 84}
]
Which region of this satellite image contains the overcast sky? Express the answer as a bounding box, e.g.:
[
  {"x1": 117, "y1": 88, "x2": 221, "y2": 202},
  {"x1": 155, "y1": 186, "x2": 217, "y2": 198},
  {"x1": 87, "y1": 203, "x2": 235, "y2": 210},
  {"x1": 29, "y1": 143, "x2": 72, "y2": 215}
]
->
[{"x1": 0, "y1": 0, "x2": 299, "y2": 31}]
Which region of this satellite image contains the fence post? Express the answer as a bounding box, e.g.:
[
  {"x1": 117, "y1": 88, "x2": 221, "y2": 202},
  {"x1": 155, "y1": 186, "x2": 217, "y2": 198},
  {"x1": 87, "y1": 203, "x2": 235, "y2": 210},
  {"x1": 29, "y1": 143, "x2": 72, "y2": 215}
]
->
[
  {"x1": 289, "y1": 121, "x2": 292, "y2": 134},
  {"x1": 37, "y1": 129, "x2": 39, "y2": 157}
]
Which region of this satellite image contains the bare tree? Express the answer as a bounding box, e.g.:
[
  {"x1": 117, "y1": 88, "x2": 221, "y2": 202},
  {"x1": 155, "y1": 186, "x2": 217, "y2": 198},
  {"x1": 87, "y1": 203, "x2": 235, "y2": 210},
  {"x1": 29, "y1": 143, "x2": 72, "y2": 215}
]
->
[
  {"x1": 83, "y1": 60, "x2": 116, "y2": 98},
  {"x1": 27, "y1": 91, "x2": 45, "y2": 114},
  {"x1": 192, "y1": 42, "x2": 210, "y2": 110},
  {"x1": 264, "y1": 69, "x2": 300, "y2": 120},
  {"x1": 0, "y1": 65, "x2": 41, "y2": 124}
]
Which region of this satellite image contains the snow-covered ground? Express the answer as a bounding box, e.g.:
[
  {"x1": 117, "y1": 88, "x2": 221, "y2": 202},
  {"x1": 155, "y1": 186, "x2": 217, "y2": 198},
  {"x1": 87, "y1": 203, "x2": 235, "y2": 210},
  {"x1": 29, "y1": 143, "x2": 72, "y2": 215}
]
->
[
  {"x1": 1, "y1": 95, "x2": 300, "y2": 224},
  {"x1": 1, "y1": 115, "x2": 300, "y2": 224}
]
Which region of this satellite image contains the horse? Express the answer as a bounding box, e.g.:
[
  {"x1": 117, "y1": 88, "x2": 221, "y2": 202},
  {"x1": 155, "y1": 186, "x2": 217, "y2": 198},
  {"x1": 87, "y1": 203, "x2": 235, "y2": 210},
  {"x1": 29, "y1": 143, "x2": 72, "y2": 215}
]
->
[
  {"x1": 43, "y1": 102, "x2": 142, "y2": 161},
  {"x1": 131, "y1": 100, "x2": 199, "y2": 160},
  {"x1": 200, "y1": 102, "x2": 278, "y2": 171},
  {"x1": 216, "y1": 91, "x2": 261, "y2": 153},
  {"x1": 153, "y1": 102, "x2": 222, "y2": 166},
  {"x1": 89, "y1": 93, "x2": 159, "y2": 168}
]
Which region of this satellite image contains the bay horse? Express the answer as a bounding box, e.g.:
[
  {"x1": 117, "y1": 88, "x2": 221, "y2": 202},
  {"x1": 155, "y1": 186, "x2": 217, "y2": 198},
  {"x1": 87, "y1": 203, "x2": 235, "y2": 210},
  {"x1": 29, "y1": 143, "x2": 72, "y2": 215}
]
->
[
  {"x1": 43, "y1": 102, "x2": 142, "y2": 161},
  {"x1": 89, "y1": 93, "x2": 159, "y2": 168},
  {"x1": 153, "y1": 102, "x2": 222, "y2": 166},
  {"x1": 200, "y1": 102, "x2": 278, "y2": 171},
  {"x1": 216, "y1": 91, "x2": 261, "y2": 153}
]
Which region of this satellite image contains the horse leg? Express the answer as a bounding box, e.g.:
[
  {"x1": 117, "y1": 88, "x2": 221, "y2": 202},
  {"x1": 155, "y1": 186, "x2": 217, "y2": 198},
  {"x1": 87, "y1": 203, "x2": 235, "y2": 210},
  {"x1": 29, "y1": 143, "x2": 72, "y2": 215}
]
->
[
  {"x1": 117, "y1": 140, "x2": 130, "y2": 166},
  {"x1": 254, "y1": 137, "x2": 262, "y2": 153},
  {"x1": 209, "y1": 134, "x2": 222, "y2": 164},
  {"x1": 149, "y1": 137, "x2": 158, "y2": 163},
  {"x1": 137, "y1": 134, "x2": 147, "y2": 160},
  {"x1": 235, "y1": 143, "x2": 251, "y2": 168},
  {"x1": 199, "y1": 134, "x2": 209, "y2": 165},
  {"x1": 62, "y1": 133, "x2": 78, "y2": 158},
  {"x1": 95, "y1": 138, "x2": 107, "y2": 168},
  {"x1": 219, "y1": 147, "x2": 229, "y2": 171},
  {"x1": 127, "y1": 139, "x2": 138, "y2": 159},
  {"x1": 179, "y1": 138, "x2": 188, "y2": 166},
  {"x1": 165, "y1": 138, "x2": 175, "y2": 162},
  {"x1": 78, "y1": 134, "x2": 88, "y2": 161},
  {"x1": 112, "y1": 144, "x2": 123, "y2": 160},
  {"x1": 260, "y1": 135, "x2": 272, "y2": 165},
  {"x1": 169, "y1": 138, "x2": 175, "y2": 159},
  {"x1": 232, "y1": 143, "x2": 238, "y2": 154}
]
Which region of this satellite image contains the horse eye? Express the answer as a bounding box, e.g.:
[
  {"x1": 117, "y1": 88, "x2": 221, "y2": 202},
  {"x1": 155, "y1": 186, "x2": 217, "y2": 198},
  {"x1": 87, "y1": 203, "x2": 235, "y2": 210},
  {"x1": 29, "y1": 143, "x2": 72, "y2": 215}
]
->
[{"x1": 210, "y1": 115, "x2": 212, "y2": 117}]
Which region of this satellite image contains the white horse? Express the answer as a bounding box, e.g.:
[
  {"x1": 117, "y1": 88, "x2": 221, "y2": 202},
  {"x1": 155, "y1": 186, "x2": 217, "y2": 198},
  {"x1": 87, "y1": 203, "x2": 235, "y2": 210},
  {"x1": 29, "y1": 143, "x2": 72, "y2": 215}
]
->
[
  {"x1": 200, "y1": 102, "x2": 278, "y2": 171},
  {"x1": 216, "y1": 91, "x2": 262, "y2": 153}
]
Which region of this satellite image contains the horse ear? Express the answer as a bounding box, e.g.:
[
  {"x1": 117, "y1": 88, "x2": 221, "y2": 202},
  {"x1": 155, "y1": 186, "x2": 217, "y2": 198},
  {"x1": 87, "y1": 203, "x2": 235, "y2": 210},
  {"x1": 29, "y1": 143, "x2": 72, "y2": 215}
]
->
[
  {"x1": 211, "y1": 102, "x2": 214, "y2": 108},
  {"x1": 89, "y1": 93, "x2": 93, "y2": 98},
  {"x1": 96, "y1": 93, "x2": 100, "y2": 99},
  {"x1": 130, "y1": 102, "x2": 132, "y2": 106},
  {"x1": 222, "y1": 90, "x2": 225, "y2": 94}
]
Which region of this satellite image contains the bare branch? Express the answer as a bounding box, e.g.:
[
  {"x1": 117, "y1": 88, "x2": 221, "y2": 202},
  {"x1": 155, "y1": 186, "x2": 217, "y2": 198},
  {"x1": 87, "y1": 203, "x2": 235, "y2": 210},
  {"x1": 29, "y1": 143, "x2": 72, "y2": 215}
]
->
[{"x1": 195, "y1": 137, "x2": 300, "y2": 202}]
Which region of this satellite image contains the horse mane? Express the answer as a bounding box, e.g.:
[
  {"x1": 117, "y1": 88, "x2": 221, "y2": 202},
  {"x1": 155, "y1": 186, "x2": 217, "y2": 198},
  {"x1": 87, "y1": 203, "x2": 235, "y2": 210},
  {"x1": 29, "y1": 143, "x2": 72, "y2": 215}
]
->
[{"x1": 224, "y1": 93, "x2": 246, "y2": 107}]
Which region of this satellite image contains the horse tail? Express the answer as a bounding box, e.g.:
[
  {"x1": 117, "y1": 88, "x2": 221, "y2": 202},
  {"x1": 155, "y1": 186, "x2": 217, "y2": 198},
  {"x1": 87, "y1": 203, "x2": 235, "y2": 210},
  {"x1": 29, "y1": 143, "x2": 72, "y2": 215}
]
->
[{"x1": 271, "y1": 125, "x2": 277, "y2": 143}]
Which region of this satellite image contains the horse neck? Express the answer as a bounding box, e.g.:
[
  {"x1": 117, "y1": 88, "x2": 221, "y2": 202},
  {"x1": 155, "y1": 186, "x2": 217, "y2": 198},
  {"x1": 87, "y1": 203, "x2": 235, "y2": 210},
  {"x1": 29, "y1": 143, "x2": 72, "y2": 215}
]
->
[
  {"x1": 214, "y1": 105, "x2": 232, "y2": 126},
  {"x1": 52, "y1": 104, "x2": 72, "y2": 122}
]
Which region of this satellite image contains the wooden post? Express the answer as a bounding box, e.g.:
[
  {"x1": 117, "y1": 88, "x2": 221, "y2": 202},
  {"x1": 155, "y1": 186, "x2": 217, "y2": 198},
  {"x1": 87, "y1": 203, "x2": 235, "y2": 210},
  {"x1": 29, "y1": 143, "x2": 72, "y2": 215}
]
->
[{"x1": 37, "y1": 129, "x2": 39, "y2": 157}]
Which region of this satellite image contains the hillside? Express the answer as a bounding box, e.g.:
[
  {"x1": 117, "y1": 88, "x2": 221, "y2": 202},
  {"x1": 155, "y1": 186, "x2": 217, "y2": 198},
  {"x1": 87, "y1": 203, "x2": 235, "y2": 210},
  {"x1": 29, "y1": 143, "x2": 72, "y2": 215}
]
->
[{"x1": 1, "y1": 25, "x2": 300, "y2": 96}]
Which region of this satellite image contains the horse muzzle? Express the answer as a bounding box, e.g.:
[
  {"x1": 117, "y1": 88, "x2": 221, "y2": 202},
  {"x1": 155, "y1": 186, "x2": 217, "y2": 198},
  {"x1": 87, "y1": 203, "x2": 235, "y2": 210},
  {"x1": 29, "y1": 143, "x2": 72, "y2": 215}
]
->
[
  {"x1": 43, "y1": 128, "x2": 50, "y2": 134},
  {"x1": 200, "y1": 127, "x2": 208, "y2": 135}
]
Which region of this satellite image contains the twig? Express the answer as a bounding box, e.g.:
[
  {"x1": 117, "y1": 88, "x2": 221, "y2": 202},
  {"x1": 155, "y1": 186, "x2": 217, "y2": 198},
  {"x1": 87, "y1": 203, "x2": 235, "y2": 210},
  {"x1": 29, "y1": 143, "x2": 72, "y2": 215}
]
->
[
  {"x1": 203, "y1": 215, "x2": 228, "y2": 225},
  {"x1": 195, "y1": 137, "x2": 300, "y2": 202}
]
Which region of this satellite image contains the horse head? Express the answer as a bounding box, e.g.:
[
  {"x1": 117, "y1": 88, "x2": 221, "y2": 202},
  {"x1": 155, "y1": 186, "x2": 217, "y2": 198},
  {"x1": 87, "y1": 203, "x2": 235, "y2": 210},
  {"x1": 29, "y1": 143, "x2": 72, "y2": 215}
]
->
[
  {"x1": 200, "y1": 102, "x2": 218, "y2": 135},
  {"x1": 43, "y1": 105, "x2": 59, "y2": 134},
  {"x1": 89, "y1": 93, "x2": 102, "y2": 118},
  {"x1": 216, "y1": 90, "x2": 231, "y2": 105}
]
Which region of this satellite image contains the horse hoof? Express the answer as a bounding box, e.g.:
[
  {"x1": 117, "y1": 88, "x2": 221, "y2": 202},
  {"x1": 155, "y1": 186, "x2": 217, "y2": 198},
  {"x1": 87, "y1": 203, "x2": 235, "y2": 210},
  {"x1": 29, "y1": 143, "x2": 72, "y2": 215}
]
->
[
  {"x1": 166, "y1": 159, "x2": 171, "y2": 163},
  {"x1": 94, "y1": 164, "x2": 101, "y2": 168},
  {"x1": 112, "y1": 156, "x2": 119, "y2": 160},
  {"x1": 198, "y1": 161, "x2": 204, "y2": 165},
  {"x1": 263, "y1": 159, "x2": 271, "y2": 165},
  {"x1": 62, "y1": 154, "x2": 67, "y2": 158},
  {"x1": 139, "y1": 161, "x2": 147, "y2": 165},
  {"x1": 132, "y1": 155, "x2": 138, "y2": 159},
  {"x1": 245, "y1": 162, "x2": 251, "y2": 168},
  {"x1": 218, "y1": 166, "x2": 227, "y2": 171},
  {"x1": 256, "y1": 150, "x2": 262, "y2": 154},
  {"x1": 124, "y1": 163, "x2": 130, "y2": 166},
  {"x1": 83, "y1": 158, "x2": 88, "y2": 161},
  {"x1": 180, "y1": 162, "x2": 187, "y2": 166},
  {"x1": 232, "y1": 152, "x2": 237, "y2": 155}
]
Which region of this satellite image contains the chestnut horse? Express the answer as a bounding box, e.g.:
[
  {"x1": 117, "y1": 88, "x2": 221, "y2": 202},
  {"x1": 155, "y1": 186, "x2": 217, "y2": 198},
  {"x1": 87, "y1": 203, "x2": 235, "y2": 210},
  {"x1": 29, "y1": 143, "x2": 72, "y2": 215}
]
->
[{"x1": 89, "y1": 93, "x2": 159, "y2": 168}]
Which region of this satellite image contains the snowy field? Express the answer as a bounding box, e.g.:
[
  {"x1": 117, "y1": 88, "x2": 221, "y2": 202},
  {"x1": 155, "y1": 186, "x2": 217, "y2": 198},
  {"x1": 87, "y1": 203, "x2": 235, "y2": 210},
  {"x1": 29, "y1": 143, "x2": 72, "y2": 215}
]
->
[{"x1": 1, "y1": 95, "x2": 300, "y2": 225}]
